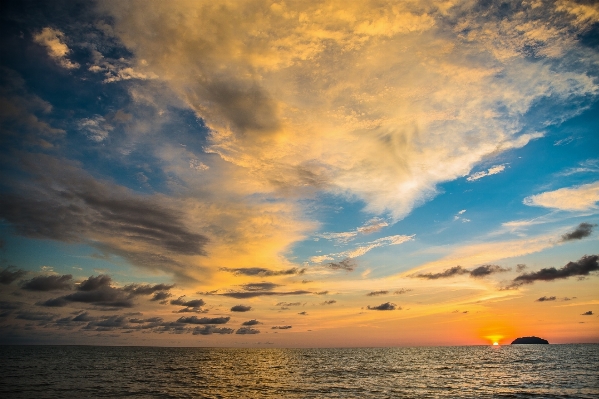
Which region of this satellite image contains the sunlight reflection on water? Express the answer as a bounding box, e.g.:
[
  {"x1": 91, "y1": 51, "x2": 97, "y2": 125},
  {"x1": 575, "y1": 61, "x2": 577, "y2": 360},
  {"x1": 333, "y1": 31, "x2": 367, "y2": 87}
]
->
[{"x1": 1, "y1": 345, "x2": 597, "y2": 398}]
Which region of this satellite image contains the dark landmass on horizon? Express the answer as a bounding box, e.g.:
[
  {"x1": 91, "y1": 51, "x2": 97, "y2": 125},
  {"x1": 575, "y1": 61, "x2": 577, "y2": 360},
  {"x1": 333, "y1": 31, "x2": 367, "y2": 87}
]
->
[{"x1": 511, "y1": 336, "x2": 549, "y2": 344}]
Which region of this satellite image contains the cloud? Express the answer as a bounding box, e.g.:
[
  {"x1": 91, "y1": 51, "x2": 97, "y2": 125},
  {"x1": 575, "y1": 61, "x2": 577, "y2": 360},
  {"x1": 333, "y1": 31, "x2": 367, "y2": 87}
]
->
[
  {"x1": 176, "y1": 316, "x2": 230, "y2": 324},
  {"x1": 100, "y1": 0, "x2": 598, "y2": 224},
  {"x1": 414, "y1": 266, "x2": 470, "y2": 280},
  {"x1": 230, "y1": 305, "x2": 251, "y2": 312},
  {"x1": 414, "y1": 264, "x2": 511, "y2": 279},
  {"x1": 169, "y1": 296, "x2": 205, "y2": 308},
  {"x1": 151, "y1": 292, "x2": 172, "y2": 301},
  {"x1": 21, "y1": 274, "x2": 72, "y2": 291},
  {"x1": 16, "y1": 310, "x2": 56, "y2": 322},
  {"x1": 523, "y1": 181, "x2": 599, "y2": 211},
  {"x1": 0, "y1": 268, "x2": 27, "y2": 285},
  {"x1": 511, "y1": 255, "x2": 599, "y2": 286},
  {"x1": 394, "y1": 289, "x2": 412, "y2": 295},
  {"x1": 326, "y1": 258, "x2": 356, "y2": 272},
  {"x1": 235, "y1": 327, "x2": 260, "y2": 334},
  {"x1": 219, "y1": 290, "x2": 311, "y2": 299},
  {"x1": 366, "y1": 291, "x2": 388, "y2": 296},
  {"x1": 276, "y1": 302, "x2": 301, "y2": 307},
  {"x1": 40, "y1": 275, "x2": 134, "y2": 308},
  {"x1": 536, "y1": 296, "x2": 557, "y2": 302},
  {"x1": 0, "y1": 154, "x2": 209, "y2": 280},
  {"x1": 192, "y1": 326, "x2": 234, "y2": 335},
  {"x1": 319, "y1": 218, "x2": 390, "y2": 243},
  {"x1": 321, "y1": 300, "x2": 336, "y2": 305},
  {"x1": 219, "y1": 267, "x2": 305, "y2": 277},
  {"x1": 467, "y1": 164, "x2": 507, "y2": 181},
  {"x1": 79, "y1": 275, "x2": 112, "y2": 291},
  {"x1": 241, "y1": 319, "x2": 260, "y2": 326},
  {"x1": 78, "y1": 116, "x2": 113, "y2": 142},
  {"x1": 581, "y1": 311, "x2": 593, "y2": 316},
  {"x1": 561, "y1": 223, "x2": 596, "y2": 242},
  {"x1": 32, "y1": 27, "x2": 79, "y2": 69},
  {"x1": 240, "y1": 282, "x2": 280, "y2": 291},
  {"x1": 469, "y1": 265, "x2": 511, "y2": 278},
  {"x1": 271, "y1": 325, "x2": 292, "y2": 330},
  {"x1": 367, "y1": 302, "x2": 398, "y2": 311}
]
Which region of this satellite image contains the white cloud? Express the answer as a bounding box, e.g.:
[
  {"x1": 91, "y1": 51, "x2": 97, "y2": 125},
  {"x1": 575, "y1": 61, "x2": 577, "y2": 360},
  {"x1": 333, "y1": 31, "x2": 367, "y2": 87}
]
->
[
  {"x1": 523, "y1": 181, "x2": 599, "y2": 211},
  {"x1": 78, "y1": 116, "x2": 113, "y2": 142},
  {"x1": 319, "y1": 217, "x2": 389, "y2": 243},
  {"x1": 467, "y1": 164, "x2": 507, "y2": 182},
  {"x1": 311, "y1": 234, "x2": 414, "y2": 263},
  {"x1": 33, "y1": 27, "x2": 79, "y2": 69}
]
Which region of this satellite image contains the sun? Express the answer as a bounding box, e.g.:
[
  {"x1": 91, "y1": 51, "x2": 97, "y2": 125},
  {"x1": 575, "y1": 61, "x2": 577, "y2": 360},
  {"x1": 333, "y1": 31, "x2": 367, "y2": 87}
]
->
[{"x1": 493, "y1": 342, "x2": 499, "y2": 346}]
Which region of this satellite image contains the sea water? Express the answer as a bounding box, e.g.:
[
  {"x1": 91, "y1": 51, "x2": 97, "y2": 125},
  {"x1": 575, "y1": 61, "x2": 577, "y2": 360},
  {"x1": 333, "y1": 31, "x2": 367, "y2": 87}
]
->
[{"x1": 1, "y1": 344, "x2": 597, "y2": 398}]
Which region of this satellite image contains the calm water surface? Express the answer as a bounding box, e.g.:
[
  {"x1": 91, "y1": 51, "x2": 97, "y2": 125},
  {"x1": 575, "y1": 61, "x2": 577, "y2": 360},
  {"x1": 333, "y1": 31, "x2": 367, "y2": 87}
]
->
[{"x1": 1, "y1": 345, "x2": 598, "y2": 398}]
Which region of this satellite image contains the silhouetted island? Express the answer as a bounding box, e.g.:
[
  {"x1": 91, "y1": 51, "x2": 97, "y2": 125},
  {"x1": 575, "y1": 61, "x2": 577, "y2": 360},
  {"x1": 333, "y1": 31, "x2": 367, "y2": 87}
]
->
[{"x1": 511, "y1": 336, "x2": 549, "y2": 344}]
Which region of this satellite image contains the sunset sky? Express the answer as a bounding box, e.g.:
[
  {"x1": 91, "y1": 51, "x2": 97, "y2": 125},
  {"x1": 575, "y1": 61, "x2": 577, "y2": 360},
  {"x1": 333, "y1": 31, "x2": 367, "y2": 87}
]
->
[{"x1": 1, "y1": 0, "x2": 598, "y2": 347}]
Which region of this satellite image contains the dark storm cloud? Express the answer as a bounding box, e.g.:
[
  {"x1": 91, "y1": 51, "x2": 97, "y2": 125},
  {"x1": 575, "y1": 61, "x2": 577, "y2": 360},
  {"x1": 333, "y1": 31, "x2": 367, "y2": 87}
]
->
[
  {"x1": 62, "y1": 289, "x2": 134, "y2": 308},
  {"x1": 220, "y1": 290, "x2": 311, "y2": 299},
  {"x1": 414, "y1": 264, "x2": 510, "y2": 279},
  {"x1": 367, "y1": 302, "x2": 397, "y2": 311},
  {"x1": 73, "y1": 312, "x2": 96, "y2": 322},
  {"x1": 321, "y1": 300, "x2": 336, "y2": 305},
  {"x1": 0, "y1": 154, "x2": 208, "y2": 278},
  {"x1": 192, "y1": 325, "x2": 234, "y2": 335},
  {"x1": 78, "y1": 275, "x2": 112, "y2": 291},
  {"x1": 326, "y1": 258, "x2": 356, "y2": 272},
  {"x1": 241, "y1": 282, "x2": 279, "y2": 291},
  {"x1": 242, "y1": 319, "x2": 260, "y2": 326},
  {"x1": 235, "y1": 327, "x2": 260, "y2": 334},
  {"x1": 16, "y1": 310, "x2": 56, "y2": 321},
  {"x1": 40, "y1": 275, "x2": 134, "y2": 308},
  {"x1": 511, "y1": 255, "x2": 599, "y2": 286},
  {"x1": 0, "y1": 301, "x2": 22, "y2": 310},
  {"x1": 231, "y1": 305, "x2": 251, "y2": 312},
  {"x1": 123, "y1": 283, "x2": 175, "y2": 296},
  {"x1": 0, "y1": 268, "x2": 28, "y2": 285},
  {"x1": 272, "y1": 325, "x2": 291, "y2": 329},
  {"x1": 469, "y1": 265, "x2": 511, "y2": 277},
  {"x1": 151, "y1": 291, "x2": 172, "y2": 301},
  {"x1": 366, "y1": 291, "x2": 388, "y2": 296},
  {"x1": 170, "y1": 296, "x2": 205, "y2": 308},
  {"x1": 177, "y1": 316, "x2": 230, "y2": 324},
  {"x1": 219, "y1": 267, "x2": 305, "y2": 277},
  {"x1": 581, "y1": 311, "x2": 593, "y2": 316},
  {"x1": 129, "y1": 317, "x2": 163, "y2": 324},
  {"x1": 83, "y1": 316, "x2": 128, "y2": 331},
  {"x1": 174, "y1": 307, "x2": 209, "y2": 314},
  {"x1": 21, "y1": 274, "x2": 72, "y2": 291},
  {"x1": 536, "y1": 296, "x2": 557, "y2": 302},
  {"x1": 414, "y1": 266, "x2": 469, "y2": 279},
  {"x1": 561, "y1": 223, "x2": 596, "y2": 242}
]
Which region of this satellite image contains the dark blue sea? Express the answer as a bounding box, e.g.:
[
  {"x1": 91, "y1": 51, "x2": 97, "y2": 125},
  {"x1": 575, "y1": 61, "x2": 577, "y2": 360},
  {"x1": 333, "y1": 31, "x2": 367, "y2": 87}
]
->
[{"x1": 1, "y1": 344, "x2": 598, "y2": 398}]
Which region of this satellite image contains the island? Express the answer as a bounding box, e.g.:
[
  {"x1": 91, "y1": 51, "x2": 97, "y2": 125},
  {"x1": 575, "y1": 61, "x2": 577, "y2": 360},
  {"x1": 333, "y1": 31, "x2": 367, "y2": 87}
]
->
[{"x1": 511, "y1": 336, "x2": 549, "y2": 344}]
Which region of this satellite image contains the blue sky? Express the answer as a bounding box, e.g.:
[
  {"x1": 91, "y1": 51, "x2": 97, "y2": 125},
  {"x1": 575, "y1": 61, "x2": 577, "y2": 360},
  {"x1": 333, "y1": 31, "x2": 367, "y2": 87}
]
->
[{"x1": 0, "y1": 0, "x2": 598, "y2": 346}]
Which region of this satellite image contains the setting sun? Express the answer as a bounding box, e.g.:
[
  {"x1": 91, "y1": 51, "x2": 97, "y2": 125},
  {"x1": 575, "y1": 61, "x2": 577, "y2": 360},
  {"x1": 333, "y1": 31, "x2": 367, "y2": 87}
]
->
[{"x1": 493, "y1": 342, "x2": 499, "y2": 346}]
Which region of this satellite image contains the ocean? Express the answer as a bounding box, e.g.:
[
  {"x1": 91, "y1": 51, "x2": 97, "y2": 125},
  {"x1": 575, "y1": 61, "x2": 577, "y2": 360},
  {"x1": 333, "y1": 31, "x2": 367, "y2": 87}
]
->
[{"x1": 1, "y1": 344, "x2": 597, "y2": 398}]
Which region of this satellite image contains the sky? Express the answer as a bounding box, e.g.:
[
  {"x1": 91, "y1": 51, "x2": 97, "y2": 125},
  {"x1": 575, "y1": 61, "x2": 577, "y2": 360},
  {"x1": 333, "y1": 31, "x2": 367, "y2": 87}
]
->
[{"x1": 0, "y1": 0, "x2": 598, "y2": 347}]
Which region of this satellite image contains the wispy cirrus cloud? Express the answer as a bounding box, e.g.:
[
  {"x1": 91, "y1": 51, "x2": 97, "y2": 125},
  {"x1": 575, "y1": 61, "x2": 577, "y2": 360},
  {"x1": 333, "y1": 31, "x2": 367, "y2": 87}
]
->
[
  {"x1": 466, "y1": 164, "x2": 507, "y2": 182},
  {"x1": 311, "y1": 234, "x2": 414, "y2": 263}
]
